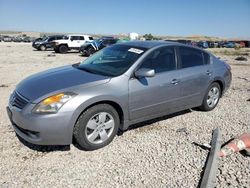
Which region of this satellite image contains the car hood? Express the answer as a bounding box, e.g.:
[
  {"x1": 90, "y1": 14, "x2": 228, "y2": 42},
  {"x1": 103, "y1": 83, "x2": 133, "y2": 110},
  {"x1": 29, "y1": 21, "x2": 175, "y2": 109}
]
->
[{"x1": 16, "y1": 65, "x2": 110, "y2": 102}]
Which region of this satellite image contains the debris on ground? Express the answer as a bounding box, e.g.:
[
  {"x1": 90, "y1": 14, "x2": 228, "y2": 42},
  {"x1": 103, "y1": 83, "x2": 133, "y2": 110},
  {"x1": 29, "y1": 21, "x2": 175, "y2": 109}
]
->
[
  {"x1": 192, "y1": 142, "x2": 211, "y2": 150},
  {"x1": 200, "y1": 128, "x2": 221, "y2": 188},
  {"x1": 237, "y1": 77, "x2": 249, "y2": 82},
  {"x1": 235, "y1": 56, "x2": 247, "y2": 61},
  {"x1": 176, "y1": 127, "x2": 189, "y2": 135},
  {"x1": 47, "y1": 53, "x2": 56, "y2": 57},
  {"x1": 0, "y1": 84, "x2": 8, "y2": 87},
  {"x1": 219, "y1": 133, "x2": 250, "y2": 157}
]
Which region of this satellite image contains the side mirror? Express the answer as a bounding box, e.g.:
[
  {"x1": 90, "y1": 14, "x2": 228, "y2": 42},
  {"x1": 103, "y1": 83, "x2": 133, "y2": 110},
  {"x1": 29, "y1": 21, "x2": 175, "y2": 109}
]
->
[{"x1": 135, "y1": 68, "x2": 155, "y2": 78}]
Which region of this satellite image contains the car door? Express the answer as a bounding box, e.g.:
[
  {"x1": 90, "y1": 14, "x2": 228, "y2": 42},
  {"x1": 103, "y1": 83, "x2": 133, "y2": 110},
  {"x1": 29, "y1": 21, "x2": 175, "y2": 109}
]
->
[
  {"x1": 47, "y1": 36, "x2": 55, "y2": 48},
  {"x1": 68, "y1": 36, "x2": 80, "y2": 48},
  {"x1": 79, "y1": 36, "x2": 86, "y2": 46},
  {"x1": 129, "y1": 46, "x2": 182, "y2": 120},
  {"x1": 177, "y1": 46, "x2": 213, "y2": 107}
]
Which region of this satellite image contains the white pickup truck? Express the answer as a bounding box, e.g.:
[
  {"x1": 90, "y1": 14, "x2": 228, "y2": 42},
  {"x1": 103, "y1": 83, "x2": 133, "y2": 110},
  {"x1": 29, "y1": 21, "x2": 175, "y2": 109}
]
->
[{"x1": 53, "y1": 34, "x2": 93, "y2": 53}]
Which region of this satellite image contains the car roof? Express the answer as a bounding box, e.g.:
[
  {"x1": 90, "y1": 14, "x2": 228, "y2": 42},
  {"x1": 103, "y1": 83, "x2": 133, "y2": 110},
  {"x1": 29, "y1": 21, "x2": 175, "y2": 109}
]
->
[
  {"x1": 121, "y1": 40, "x2": 178, "y2": 49},
  {"x1": 118, "y1": 40, "x2": 213, "y2": 56},
  {"x1": 67, "y1": 34, "x2": 91, "y2": 37},
  {"x1": 48, "y1": 35, "x2": 64, "y2": 38}
]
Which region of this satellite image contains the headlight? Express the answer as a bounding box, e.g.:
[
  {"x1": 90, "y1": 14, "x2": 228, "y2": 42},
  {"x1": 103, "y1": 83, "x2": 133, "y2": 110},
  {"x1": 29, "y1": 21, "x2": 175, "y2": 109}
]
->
[{"x1": 33, "y1": 92, "x2": 76, "y2": 114}]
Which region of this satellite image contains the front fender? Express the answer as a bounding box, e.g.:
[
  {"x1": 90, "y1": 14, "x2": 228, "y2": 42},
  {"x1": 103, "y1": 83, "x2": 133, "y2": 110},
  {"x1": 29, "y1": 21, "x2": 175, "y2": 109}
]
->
[{"x1": 68, "y1": 95, "x2": 128, "y2": 140}]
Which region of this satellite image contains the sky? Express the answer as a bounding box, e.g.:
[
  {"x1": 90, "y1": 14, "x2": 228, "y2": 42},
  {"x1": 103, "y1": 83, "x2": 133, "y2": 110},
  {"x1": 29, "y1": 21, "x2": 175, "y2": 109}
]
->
[{"x1": 0, "y1": 0, "x2": 249, "y2": 38}]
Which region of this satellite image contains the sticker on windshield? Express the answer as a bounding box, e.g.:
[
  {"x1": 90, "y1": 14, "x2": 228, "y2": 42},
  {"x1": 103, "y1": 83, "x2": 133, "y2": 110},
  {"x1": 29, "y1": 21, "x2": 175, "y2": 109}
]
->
[{"x1": 128, "y1": 48, "x2": 144, "y2": 54}]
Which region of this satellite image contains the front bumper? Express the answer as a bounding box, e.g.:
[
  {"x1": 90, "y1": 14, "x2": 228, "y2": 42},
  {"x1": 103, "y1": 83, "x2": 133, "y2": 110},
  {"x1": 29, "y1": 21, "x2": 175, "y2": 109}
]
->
[
  {"x1": 32, "y1": 43, "x2": 40, "y2": 49},
  {"x1": 6, "y1": 105, "x2": 74, "y2": 145}
]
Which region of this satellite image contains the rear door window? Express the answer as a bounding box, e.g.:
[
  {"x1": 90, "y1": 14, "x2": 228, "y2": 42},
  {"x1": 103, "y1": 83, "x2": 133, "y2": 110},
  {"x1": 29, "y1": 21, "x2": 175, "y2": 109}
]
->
[
  {"x1": 179, "y1": 47, "x2": 204, "y2": 68},
  {"x1": 70, "y1": 36, "x2": 79, "y2": 41},
  {"x1": 79, "y1": 36, "x2": 85, "y2": 40}
]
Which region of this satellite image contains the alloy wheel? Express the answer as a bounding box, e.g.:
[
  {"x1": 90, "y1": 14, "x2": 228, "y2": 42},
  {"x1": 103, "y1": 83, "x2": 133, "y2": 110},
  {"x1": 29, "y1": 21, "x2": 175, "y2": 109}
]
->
[
  {"x1": 85, "y1": 112, "x2": 115, "y2": 144},
  {"x1": 207, "y1": 87, "x2": 220, "y2": 108}
]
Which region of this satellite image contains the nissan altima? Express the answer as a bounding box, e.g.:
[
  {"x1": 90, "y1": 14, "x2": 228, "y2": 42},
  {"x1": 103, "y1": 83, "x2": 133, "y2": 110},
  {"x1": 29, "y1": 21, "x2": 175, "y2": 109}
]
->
[{"x1": 7, "y1": 41, "x2": 231, "y2": 150}]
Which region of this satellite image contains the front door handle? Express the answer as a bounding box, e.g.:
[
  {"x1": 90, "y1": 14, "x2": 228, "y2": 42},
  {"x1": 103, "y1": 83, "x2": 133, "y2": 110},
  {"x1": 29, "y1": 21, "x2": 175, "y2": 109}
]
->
[{"x1": 171, "y1": 79, "x2": 180, "y2": 85}]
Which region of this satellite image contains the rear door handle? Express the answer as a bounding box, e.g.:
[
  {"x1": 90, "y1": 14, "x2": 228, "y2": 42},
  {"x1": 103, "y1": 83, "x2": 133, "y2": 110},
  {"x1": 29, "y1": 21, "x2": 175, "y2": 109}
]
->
[
  {"x1": 206, "y1": 70, "x2": 212, "y2": 76},
  {"x1": 171, "y1": 79, "x2": 180, "y2": 85}
]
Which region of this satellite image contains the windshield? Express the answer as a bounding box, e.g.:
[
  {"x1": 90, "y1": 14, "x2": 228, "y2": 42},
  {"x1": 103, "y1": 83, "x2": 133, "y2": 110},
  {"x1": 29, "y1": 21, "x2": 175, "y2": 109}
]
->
[
  {"x1": 78, "y1": 45, "x2": 147, "y2": 77},
  {"x1": 62, "y1": 35, "x2": 69, "y2": 40},
  {"x1": 92, "y1": 39, "x2": 102, "y2": 45},
  {"x1": 42, "y1": 37, "x2": 49, "y2": 41}
]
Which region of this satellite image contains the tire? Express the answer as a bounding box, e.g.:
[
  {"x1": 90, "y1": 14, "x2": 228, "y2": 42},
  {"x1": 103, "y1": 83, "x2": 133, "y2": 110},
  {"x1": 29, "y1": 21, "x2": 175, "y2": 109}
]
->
[
  {"x1": 58, "y1": 45, "x2": 68, "y2": 53},
  {"x1": 54, "y1": 48, "x2": 59, "y2": 53},
  {"x1": 39, "y1": 45, "x2": 46, "y2": 51},
  {"x1": 199, "y1": 82, "x2": 221, "y2": 111},
  {"x1": 73, "y1": 104, "x2": 120, "y2": 151},
  {"x1": 86, "y1": 47, "x2": 95, "y2": 56}
]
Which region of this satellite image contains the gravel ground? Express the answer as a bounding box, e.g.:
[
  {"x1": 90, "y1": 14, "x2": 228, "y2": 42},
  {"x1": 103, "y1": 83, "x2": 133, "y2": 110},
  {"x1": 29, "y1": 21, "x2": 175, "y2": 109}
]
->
[{"x1": 0, "y1": 43, "x2": 249, "y2": 187}]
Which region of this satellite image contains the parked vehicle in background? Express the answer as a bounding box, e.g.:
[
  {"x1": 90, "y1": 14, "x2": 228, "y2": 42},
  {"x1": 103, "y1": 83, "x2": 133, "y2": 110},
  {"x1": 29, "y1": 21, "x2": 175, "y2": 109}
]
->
[
  {"x1": 32, "y1": 35, "x2": 64, "y2": 51},
  {"x1": 213, "y1": 41, "x2": 219, "y2": 48},
  {"x1": 13, "y1": 37, "x2": 23, "y2": 42},
  {"x1": 238, "y1": 41, "x2": 246, "y2": 48},
  {"x1": 197, "y1": 41, "x2": 209, "y2": 48},
  {"x1": 2, "y1": 36, "x2": 12, "y2": 42},
  {"x1": 207, "y1": 41, "x2": 215, "y2": 48},
  {"x1": 79, "y1": 37, "x2": 118, "y2": 56},
  {"x1": 32, "y1": 37, "x2": 43, "y2": 43},
  {"x1": 224, "y1": 42, "x2": 236, "y2": 48},
  {"x1": 53, "y1": 34, "x2": 93, "y2": 53},
  {"x1": 190, "y1": 41, "x2": 198, "y2": 47},
  {"x1": 7, "y1": 41, "x2": 231, "y2": 150},
  {"x1": 23, "y1": 36, "x2": 32, "y2": 43}
]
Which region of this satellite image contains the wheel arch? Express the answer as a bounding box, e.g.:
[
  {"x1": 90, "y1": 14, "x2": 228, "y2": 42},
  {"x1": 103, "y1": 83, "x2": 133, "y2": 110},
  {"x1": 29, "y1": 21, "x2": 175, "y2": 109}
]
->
[
  {"x1": 212, "y1": 78, "x2": 225, "y2": 95},
  {"x1": 81, "y1": 100, "x2": 124, "y2": 126},
  {"x1": 59, "y1": 43, "x2": 69, "y2": 48},
  {"x1": 70, "y1": 98, "x2": 126, "y2": 142}
]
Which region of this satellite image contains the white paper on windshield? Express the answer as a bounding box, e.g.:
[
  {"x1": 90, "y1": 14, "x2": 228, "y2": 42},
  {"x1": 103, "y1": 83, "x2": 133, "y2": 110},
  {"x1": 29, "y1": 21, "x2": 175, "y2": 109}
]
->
[{"x1": 128, "y1": 48, "x2": 144, "y2": 54}]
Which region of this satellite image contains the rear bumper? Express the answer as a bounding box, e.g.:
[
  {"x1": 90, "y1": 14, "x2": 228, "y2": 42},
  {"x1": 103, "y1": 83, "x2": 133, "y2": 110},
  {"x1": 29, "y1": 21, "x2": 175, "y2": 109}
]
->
[
  {"x1": 223, "y1": 69, "x2": 232, "y2": 94},
  {"x1": 6, "y1": 105, "x2": 74, "y2": 145}
]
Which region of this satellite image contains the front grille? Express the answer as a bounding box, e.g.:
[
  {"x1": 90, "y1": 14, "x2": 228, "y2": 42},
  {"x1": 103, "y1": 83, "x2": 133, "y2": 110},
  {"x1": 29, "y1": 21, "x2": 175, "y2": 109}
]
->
[{"x1": 10, "y1": 91, "x2": 29, "y2": 109}]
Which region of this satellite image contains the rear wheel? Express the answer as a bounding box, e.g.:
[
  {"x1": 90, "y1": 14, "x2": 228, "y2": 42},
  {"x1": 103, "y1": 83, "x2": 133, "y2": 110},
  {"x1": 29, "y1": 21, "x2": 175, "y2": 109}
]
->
[
  {"x1": 58, "y1": 45, "x2": 68, "y2": 53},
  {"x1": 199, "y1": 82, "x2": 221, "y2": 111},
  {"x1": 73, "y1": 104, "x2": 119, "y2": 150}
]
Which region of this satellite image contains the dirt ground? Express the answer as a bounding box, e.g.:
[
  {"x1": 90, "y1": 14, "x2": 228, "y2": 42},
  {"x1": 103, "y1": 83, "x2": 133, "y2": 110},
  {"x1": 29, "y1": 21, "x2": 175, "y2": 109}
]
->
[{"x1": 0, "y1": 42, "x2": 249, "y2": 187}]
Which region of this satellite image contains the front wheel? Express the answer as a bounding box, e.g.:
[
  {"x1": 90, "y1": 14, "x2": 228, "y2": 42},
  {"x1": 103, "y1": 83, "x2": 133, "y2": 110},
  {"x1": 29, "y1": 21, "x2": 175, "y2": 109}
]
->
[
  {"x1": 86, "y1": 47, "x2": 95, "y2": 56},
  {"x1": 199, "y1": 82, "x2": 221, "y2": 111},
  {"x1": 40, "y1": 45, "x2": 46, "y2": 51},
  {"x1": 73, "y1": 104, "x2": 119, "y2": 150}
]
